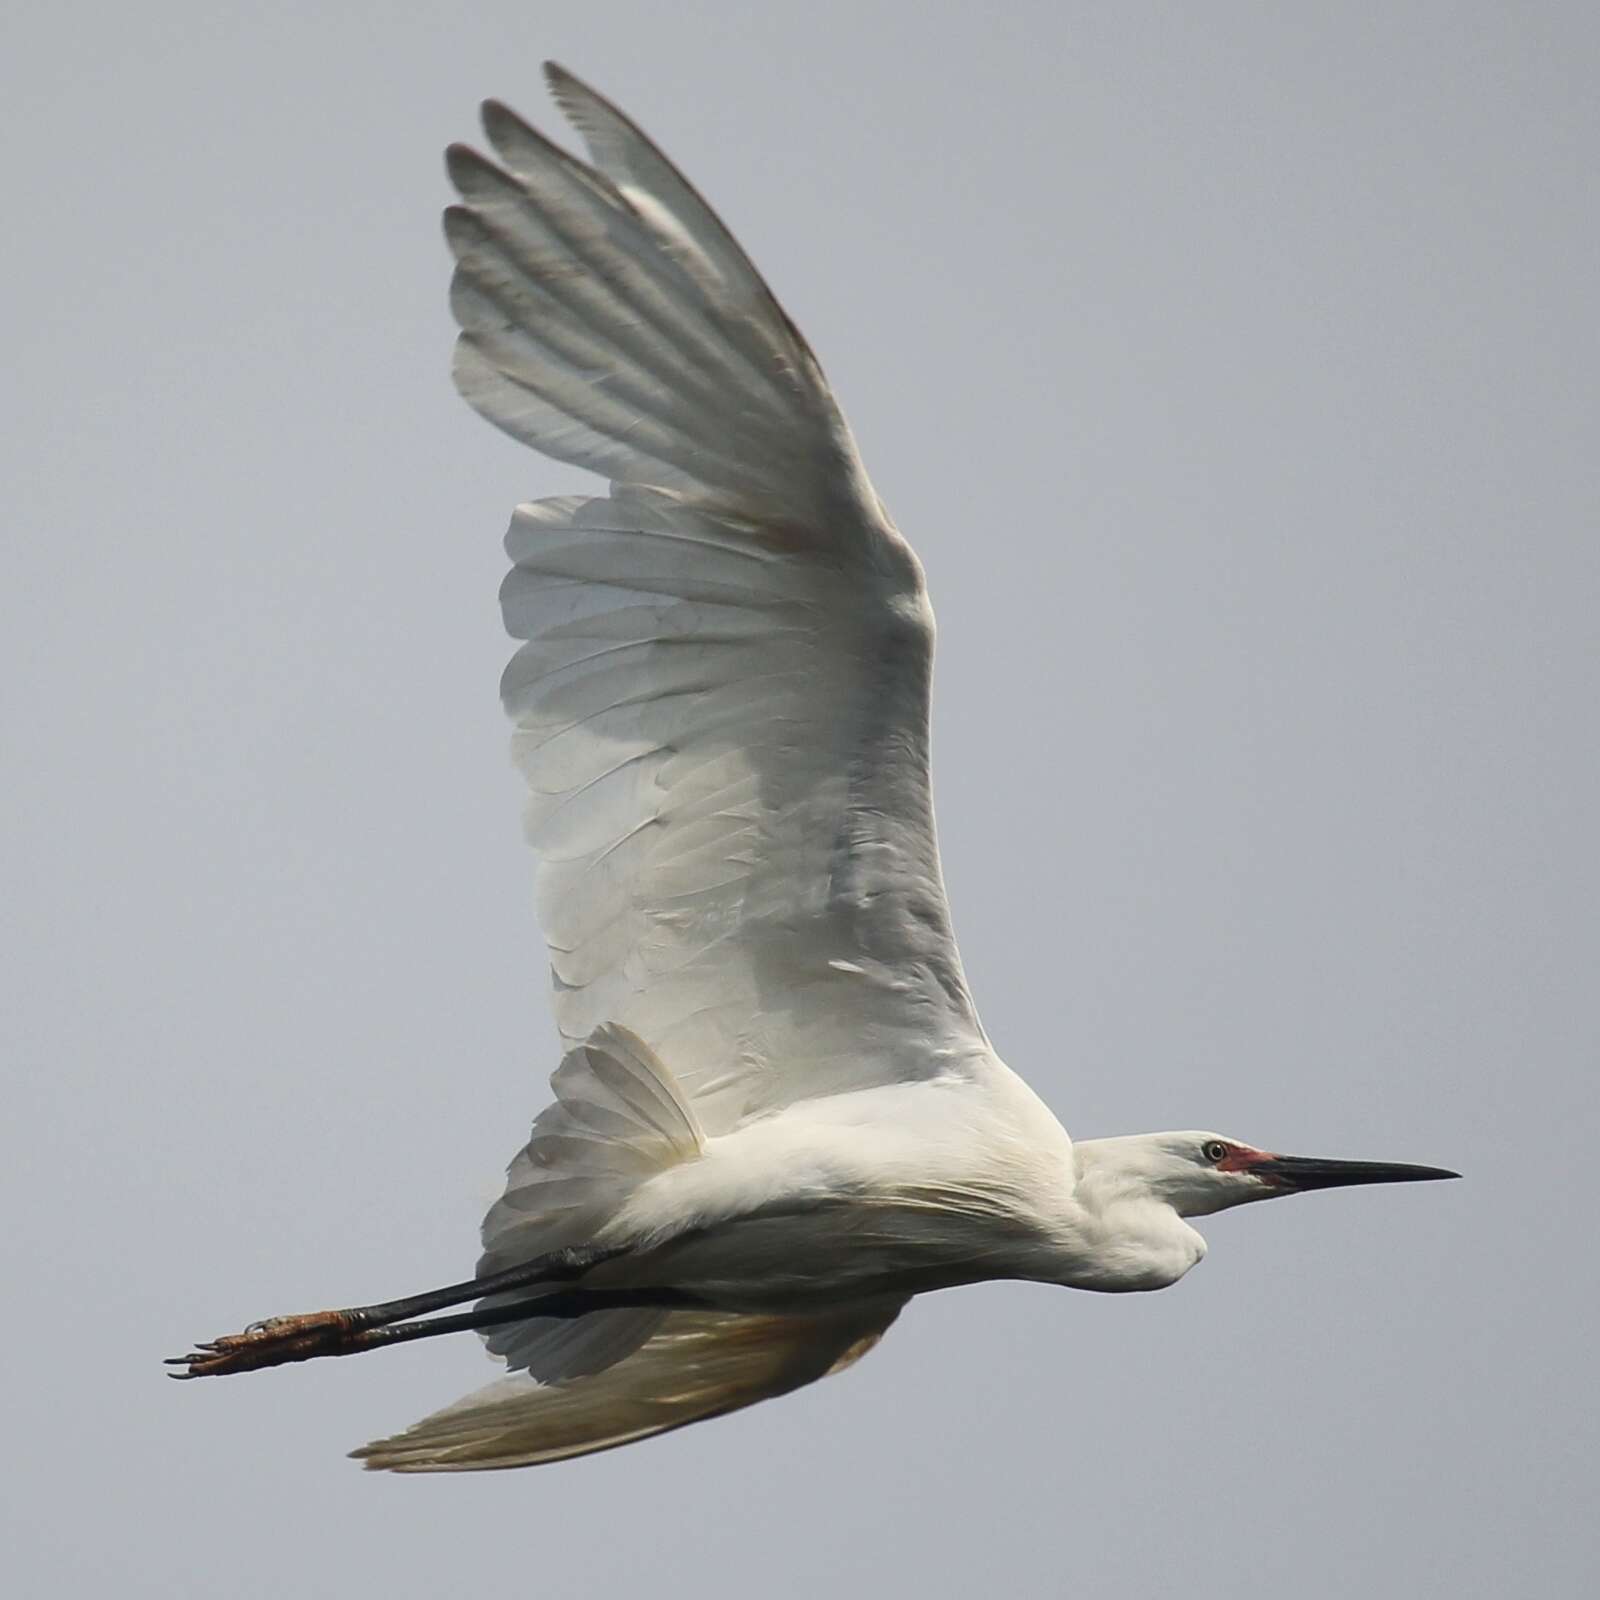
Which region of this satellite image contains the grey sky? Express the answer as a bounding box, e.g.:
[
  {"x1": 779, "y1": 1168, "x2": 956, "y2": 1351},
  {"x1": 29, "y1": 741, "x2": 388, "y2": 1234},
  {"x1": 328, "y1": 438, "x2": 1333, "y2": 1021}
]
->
[{"x1": 3, "y1": 2, "x2": 1595, "y2": 1595}]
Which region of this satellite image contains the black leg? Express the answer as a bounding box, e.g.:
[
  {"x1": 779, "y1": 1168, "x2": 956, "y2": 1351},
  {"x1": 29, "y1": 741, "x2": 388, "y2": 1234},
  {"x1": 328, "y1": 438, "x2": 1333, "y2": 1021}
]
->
[
  {"x1": 322, "y1": 1242, "x2": 633, "y2": 1330},
  {"x1": 166, "y1": 1243, "x2": 653, "y2": 1379}
]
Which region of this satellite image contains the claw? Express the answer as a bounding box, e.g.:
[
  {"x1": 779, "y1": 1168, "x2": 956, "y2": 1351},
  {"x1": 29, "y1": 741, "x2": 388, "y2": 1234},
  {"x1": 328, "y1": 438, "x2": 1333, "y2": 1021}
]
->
[{"x1": 167, "y1": 1309, "x2": 355, "y2": 1378}]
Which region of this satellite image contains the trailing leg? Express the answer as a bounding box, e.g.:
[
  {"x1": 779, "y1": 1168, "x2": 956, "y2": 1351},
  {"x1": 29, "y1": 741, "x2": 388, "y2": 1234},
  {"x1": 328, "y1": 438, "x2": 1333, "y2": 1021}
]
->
[{"x1": 166, "y1": 1242, "x2": 642, "y2": 1379}]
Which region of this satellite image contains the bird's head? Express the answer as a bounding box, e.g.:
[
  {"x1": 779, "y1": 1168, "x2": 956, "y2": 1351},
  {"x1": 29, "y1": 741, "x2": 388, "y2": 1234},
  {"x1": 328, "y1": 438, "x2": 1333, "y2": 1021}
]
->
[{"x1": 1079, "y1": 1131, "x2": 1459, "y2": 1218}]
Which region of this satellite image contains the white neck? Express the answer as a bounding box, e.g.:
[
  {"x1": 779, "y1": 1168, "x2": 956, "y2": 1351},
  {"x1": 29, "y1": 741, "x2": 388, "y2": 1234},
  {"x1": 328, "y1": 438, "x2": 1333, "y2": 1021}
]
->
[{"x1": 1047, "y1": 1136, "x2": 1210, "y2": 1293}]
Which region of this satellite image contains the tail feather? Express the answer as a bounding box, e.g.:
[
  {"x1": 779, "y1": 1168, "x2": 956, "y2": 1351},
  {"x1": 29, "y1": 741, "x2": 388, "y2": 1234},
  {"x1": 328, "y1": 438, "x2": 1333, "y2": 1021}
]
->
[{"x1": 352, "y1": 1300, "x2": 903, "y2": 1472}]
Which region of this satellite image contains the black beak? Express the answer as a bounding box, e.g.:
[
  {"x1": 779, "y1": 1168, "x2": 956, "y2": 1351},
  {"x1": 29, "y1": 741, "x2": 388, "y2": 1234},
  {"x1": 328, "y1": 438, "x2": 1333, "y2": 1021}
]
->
[{"x1": 1253, "y1": 1155, "x2": 1460, "y2": 1192}]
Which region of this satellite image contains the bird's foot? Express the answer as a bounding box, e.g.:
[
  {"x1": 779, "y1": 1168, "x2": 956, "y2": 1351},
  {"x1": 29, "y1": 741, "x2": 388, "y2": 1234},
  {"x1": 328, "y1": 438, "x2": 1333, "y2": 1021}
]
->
[{"x1": 166, "y1": 1309, "x2": 357, "y2": 1379}]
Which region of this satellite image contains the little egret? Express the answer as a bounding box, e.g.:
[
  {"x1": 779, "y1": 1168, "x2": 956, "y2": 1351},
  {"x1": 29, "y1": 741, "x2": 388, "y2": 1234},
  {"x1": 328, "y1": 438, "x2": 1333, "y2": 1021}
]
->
[{"x1": 170, "y1": 65, "x2": 1457, "y2": 1470}]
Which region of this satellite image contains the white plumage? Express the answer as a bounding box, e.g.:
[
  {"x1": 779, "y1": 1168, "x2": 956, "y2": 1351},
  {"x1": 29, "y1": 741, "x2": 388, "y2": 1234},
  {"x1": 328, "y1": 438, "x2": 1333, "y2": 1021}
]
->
[{"x1": 171, "y1": 64, "x2": 1457, "y2": 1472}]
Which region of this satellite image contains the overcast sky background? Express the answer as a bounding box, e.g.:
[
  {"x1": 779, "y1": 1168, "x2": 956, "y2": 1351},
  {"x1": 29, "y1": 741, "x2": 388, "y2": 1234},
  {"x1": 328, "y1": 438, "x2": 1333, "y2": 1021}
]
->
[{"x1": 4, "y1": 3, "x2": 1596, "y2": 1595}]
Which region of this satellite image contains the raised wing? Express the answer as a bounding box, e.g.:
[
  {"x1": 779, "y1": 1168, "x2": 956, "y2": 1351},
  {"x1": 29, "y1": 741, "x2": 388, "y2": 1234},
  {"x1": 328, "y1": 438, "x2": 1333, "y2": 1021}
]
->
[{"x1": 451, "y1": 66, "x2": 989, "y2": 1142}]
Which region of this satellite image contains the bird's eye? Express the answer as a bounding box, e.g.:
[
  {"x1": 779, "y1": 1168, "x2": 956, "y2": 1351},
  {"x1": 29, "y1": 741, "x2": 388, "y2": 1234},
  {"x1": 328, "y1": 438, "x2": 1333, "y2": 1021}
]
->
[{"x1": 1203, "y1": 1141, "x2": 1229, "y2": 1164}]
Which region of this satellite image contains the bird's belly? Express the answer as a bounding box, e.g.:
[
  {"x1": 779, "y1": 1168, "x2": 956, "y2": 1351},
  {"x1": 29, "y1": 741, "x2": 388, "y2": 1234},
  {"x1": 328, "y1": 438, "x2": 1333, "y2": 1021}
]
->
[{"x1": 603, "y1": 1200, "x2": 1048, "y2": 1309}]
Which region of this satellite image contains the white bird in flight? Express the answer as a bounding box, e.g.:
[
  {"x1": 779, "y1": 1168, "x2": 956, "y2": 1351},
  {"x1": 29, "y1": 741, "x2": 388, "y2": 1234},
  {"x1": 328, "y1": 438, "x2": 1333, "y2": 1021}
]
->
[{"x1": 172, "y1": 65, "x2": 1457, "y2": 1470}]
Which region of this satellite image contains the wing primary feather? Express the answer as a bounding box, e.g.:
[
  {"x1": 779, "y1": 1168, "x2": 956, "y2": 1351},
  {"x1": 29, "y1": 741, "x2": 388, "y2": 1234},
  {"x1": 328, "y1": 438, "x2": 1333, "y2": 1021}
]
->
[{"x1": 541, "y1": 63, "x2": 818, "y2": 383}]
